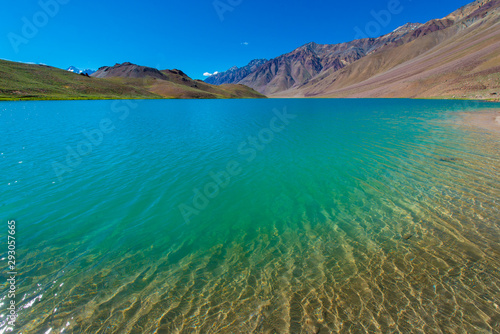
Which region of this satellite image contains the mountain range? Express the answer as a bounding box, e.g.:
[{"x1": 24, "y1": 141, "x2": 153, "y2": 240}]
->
[
  {"x1": 0, "y1": 61, "x2": 265, "y2": 100},
  {"x1": 1, "y1": 0, "x2": 499, "y2": 101},
  {"x1": 90, "y1": 62, "x2": 266, "y2": 99},
  {"x1": 206, "y1": 0, "x2": 500, "y2": 100}
]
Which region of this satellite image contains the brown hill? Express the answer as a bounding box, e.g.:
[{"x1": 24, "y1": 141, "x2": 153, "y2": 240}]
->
[
  {"x1": 92, "y1": 62, "x2": 167, "y2": 80},
  {"x1": 91, "y1": 62, "x2": 266, "y2": 99}
]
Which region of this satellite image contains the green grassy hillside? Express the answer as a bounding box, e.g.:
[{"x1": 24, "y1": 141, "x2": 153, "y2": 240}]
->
[
  {"x1": 0, "y1": 59, "x2": 161, "y2": 100},
  {"x1": 0, "y1": 59, "x2": 266, "y2": 101}
]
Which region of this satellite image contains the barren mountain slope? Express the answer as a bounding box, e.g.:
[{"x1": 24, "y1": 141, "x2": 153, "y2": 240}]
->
[
  {"x1": 274, "y1": 0, "x2": 500, "y2": 99},
  {"x1": 207, "y1": 26, "x2": 421, "y2": 95},
  {"x1": 204, "y1": 59, "x2": 268, "y2": 86},
  {"x1": 207, "y1": 0, "x2": 500, "y2": 99}
]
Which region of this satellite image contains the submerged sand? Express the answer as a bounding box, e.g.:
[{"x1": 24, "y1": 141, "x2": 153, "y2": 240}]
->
[{"x1": 457, "y1": 109, "x2": 500, "y2": 133}]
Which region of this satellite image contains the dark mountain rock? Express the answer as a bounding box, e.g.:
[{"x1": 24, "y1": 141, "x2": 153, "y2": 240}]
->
[
  {"x1": 207, "y1": 24, "x2": 420, "y2": 95},
  {"x1": 205, "y1": 59, "x2": 268, "y2": 85},
  {"x1": 91, "y1": 62, "x2": 166, "y2": 80}
]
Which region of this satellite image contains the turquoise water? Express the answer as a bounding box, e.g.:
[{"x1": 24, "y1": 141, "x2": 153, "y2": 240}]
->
[{"x1": 1, "y1": 99, "x2": 499, "y2": 333}]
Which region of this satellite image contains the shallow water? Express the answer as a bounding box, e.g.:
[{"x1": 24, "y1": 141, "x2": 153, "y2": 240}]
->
[{"x1": 0, "y1": 99, "x2": 499, "y2": 333}]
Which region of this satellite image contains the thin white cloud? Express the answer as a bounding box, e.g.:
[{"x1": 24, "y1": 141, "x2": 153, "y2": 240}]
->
[
  {"x1": 1, "y1": 58, "x2": 36, "y2": 65},
  {"x1": 241, "y1": 42, "x2": 249, "y2": 46},
  {"x1": 203, "y1": 71, "x2": 219, "y2": 77}
]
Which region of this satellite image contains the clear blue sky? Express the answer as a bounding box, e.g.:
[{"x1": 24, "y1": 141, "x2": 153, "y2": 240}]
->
[{"x1": 1, "y1": 0, "x2": 472, "y2": 79}]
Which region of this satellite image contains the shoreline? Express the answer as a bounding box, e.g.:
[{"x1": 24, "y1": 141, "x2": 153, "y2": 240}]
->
[
  {"x1": 0, "y1": 96, "x2": 499, "y2": 102},
  {"x1": 0, "y1": 96, "x2": 266, "y2": 102}
]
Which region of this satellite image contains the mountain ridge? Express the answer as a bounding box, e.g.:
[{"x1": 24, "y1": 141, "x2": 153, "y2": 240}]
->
[
  {"x1": 89, "y1": 62, "x2": 266, "y2": 99},
  {"x1": 0, "y1": 61, "x2": 266, "y2": 100},
  {"x1": 204, "y1": 59, "x2": 268, "y2": 86},
  {"x1": 281, "y1": 0, "x2": 500, "y2": 99},
  {"x1": 0, "y1": 59, "x2": 158, "y2": 100},
  {"x1": 206, "y1": 0, "x2": 500, "y2": 100},
  {"x1": 206, "y1": 21, "x2": 431, "y2": 95}
]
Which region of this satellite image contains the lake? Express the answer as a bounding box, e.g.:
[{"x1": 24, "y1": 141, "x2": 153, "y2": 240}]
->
[{"x1": 1, "y1": 99, "x2": 499, "y2": 333}]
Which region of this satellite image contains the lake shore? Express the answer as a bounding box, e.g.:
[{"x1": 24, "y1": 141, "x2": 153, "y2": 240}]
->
[{"x1": 0, "y1": 96, "x2": 498, "y2": 102}]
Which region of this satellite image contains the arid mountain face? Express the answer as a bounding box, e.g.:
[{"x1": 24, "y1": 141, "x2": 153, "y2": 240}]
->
[
  {"x1": 207, "y1": 26, "x2": 422, "y2": 96},
  {"x1": 205, "y1": 59, "x2": 268, "y2": 85},
  {"x1": 207, "y1": 0, "x2": 500, "y2": 99},
  {"x1": 284, "y1": 0, "x2": 500, "y2": 99}
]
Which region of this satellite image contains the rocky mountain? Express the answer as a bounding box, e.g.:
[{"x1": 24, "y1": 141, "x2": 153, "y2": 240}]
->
[
  {"x1": 67, "y1": 66, "x2": 95, "y2": 76},
  {"x1": 90, "y1": 62, "x2": 266, "y2": 99},
  {"x1": 206, "y1": 23, "x2": 422, "y2": 95},
  {"x1": 391, "y1": 23, "x2": 422, "y2": 35},
  {"x1": 279, "y1": 0, "x2": 500, "y2": 99},
  {"x1": 206, "y1": 0, "x2": 500, "y2": 99},
  {"x1": 205, "y1": 59, "x2": 267, "y2": 85}
]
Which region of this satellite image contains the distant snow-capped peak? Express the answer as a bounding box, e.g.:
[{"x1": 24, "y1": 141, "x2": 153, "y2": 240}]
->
[
  {"x1": 392, "y1": 23, "x2": 422, "y2": 34},
  {"x1": 66, "y1": 66, "x2": 96, "y2": 75}
]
